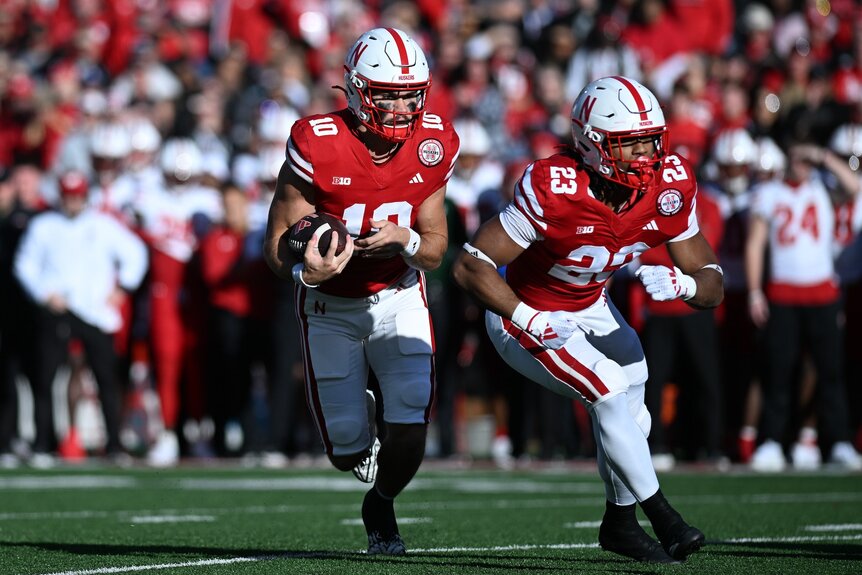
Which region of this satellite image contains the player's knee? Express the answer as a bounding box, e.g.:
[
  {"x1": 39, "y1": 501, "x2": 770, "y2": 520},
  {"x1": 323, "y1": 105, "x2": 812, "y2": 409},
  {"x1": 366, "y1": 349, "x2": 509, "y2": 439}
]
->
[
  {"x1": 634, "y1": 404, "x2": 651, "y2": 438},
  {"x1": 326, "y1": 417, "x2": 364, "y2": 450},
  {"x1": 594, "y1": 358, "x2": 630, "y2": 395},
  {"x1": 400, "y1": 377, "x2": 432, "y2": 409}
]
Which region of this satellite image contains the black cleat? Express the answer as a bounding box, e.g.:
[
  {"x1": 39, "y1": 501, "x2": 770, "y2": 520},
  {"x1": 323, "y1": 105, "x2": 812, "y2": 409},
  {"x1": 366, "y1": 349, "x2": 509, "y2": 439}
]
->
[
  {"x1": 658, "y1": 522, "x2": 705, "y2": 561},
  {"x1": 599, "y1": 513, "x2": 679, "y2": 564},
  {"x1": 640, "y1": 489, "x2": 706, "y2": 561},
  {"x1": 362, "y1": 488, "x2": 405, "y2": 555},
  {"x1": 366, "y1": 531, "x2": 406, "y2": 555}
]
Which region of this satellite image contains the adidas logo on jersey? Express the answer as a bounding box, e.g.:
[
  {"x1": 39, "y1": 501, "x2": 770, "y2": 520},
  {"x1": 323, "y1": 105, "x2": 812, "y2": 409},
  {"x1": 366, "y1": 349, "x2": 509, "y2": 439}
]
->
[
  {"x1": 642, "y1": 220, "x2": 658, "y2": 231},
  {"x1": 409, "y1": 173, "x2": 424, "y2": 184}
]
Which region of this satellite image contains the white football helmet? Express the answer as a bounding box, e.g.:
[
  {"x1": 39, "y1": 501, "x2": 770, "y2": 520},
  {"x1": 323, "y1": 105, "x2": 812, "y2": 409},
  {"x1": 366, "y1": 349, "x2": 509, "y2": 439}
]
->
[
  {"x1": 90, "y1": 122, "x2": 132, "y2": 159},
  {"x1": 751, "y1": 136, "x2": 786, "y2": 175},
  {"x1": 128, "y1": 119, "x2": 161, "y2": 153},
  {"x1": 343, "y1": 27, "x2": 431, "y2": 142},
  {"x1": 453, "y1": 118, "x2": 491, "y2": 156},
  {"x1": 712, "y1": 128, "x2": 757, "y2": 166},
  {"x1": 829, "y1": 124, "x2": 862, "y2": 158},
  {"x1": 571, "y1": 76, "x2": 668, "y2": 198},
  {"x1": 711, "y1": 128, "x2": 756, "y2": 195},
  {"x1": 160, "y1": 138, "x2": 203, "y2": 182}
]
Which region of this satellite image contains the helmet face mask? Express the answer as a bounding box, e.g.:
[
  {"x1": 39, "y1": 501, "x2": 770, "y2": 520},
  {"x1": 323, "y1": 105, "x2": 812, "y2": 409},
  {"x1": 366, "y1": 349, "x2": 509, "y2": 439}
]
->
[
  {"x1": 571, "y1": 77, "x2": 668, "y2": 206},
  {"x1": 344, "y1": 28, "x2": 431, "y2": 142}
]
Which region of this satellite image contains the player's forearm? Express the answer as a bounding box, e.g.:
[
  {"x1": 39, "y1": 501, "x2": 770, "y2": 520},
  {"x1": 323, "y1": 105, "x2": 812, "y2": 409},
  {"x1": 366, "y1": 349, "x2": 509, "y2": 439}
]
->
[
  {"x1": 263, "y1": 229, "x2": 298, "y2": 280},
  {"x1": 744, "y1": 222, "x2": 768, "y2": 295},
  {"x1": 687, "y1": 267, "x2": 724, "y2": 309},
  {"x1": 404, "y1": 230, "x2": 446, "y2": 271},
  {"x1": 452, "y1": 254, "x2": 520, "y2": 319}
]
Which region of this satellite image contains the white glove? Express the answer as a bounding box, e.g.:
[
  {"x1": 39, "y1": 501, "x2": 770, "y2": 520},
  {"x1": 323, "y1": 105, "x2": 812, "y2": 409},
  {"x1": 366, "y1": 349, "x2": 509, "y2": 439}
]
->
[
  {"x1": 635, "y1": 265, "x2": 697, "y2": 301},
  {"x1": 511, "y1": 303, "x2": 577, "y2": 350}
]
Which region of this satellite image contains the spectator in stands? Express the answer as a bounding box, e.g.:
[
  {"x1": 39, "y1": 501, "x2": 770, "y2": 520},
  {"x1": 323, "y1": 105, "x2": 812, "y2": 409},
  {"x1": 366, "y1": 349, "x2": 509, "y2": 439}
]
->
[
  {"x1": 14, "y1": 171, "x2": 148, "y2": 466},
  {"x1": 199, "y1": 183, "x2": 278, "y2": 461},
  {"x1": 564, "y1": 15, "x2": 642, "y2": 105},
  {"x1": 746, "y1": 142, "x2": 862, "y2": 471},
  {"x1": 135, "y1": 138, "x2": 222, "y2": 466},
  {"x1": 0, "y1": 165, "x2": 42, "y2": 467}
]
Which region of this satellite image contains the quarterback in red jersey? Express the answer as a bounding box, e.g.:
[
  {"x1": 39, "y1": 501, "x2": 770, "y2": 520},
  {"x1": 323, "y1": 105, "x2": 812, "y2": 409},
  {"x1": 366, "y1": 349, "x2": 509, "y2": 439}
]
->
[
  {"x1": 264, "y1": 27, "x2": 459, "y2": 555},
  {"x1": 454, "y1": 76, "x2": 723, "y2": 564}
]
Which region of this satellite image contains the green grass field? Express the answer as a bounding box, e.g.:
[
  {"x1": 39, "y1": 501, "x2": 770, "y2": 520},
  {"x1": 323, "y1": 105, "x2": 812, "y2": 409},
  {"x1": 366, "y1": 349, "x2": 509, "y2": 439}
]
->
[{"x1": 1, "y1": 463, "x2": 860, "y2": 575}]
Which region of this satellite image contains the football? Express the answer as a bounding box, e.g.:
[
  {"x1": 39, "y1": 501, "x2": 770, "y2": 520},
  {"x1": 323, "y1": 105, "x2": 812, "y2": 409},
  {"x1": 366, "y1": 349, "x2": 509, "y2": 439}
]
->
[{"x1": 287, "y1": 212, "x2": 349, "y2": 257}]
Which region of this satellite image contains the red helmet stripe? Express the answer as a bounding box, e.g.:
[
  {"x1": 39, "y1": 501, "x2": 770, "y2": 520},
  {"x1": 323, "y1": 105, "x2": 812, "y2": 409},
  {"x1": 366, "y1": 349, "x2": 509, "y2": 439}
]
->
[
  {"x1": 612, "y1": 75, "x2": 649, "y2": 121},
  {"x1": 385, "y1": 27, "x2": 411, "y2": 74}
]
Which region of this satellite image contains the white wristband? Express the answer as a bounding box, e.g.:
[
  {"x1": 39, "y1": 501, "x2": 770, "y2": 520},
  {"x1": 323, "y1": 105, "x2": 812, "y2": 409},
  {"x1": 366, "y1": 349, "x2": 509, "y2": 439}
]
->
[
  {"x1": 401, "y1": 227, "x2": 421, "y2": 258},
  {"x1": 511, "y1": 302, "x2": 538, "y2": 332},
  {"x1": 678, "y1": 272, "x2": 697, "y2": 301},
  {"x1": 291, "y1": 263, "x2": 319, "y2": 288}
]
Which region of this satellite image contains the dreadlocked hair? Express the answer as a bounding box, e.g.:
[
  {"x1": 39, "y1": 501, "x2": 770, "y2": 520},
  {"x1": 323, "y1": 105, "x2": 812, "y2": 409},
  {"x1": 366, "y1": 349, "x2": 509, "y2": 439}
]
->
[{"x1": 565, "y1": 146, "x2": 643, "y2": 213}]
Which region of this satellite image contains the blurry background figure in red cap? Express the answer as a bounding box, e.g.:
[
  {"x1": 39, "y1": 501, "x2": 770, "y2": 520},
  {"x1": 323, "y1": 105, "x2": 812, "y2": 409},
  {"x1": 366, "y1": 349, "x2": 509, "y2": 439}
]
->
[
  {"x1": 58, "y1": 170, "x2": 89, "y2": 217},
  {"x1": 59, "y1": 170, "x2": 89, "y2": 197},
  {"x1": 13, "y1": 168, "x2": 148, "y2": 467}
]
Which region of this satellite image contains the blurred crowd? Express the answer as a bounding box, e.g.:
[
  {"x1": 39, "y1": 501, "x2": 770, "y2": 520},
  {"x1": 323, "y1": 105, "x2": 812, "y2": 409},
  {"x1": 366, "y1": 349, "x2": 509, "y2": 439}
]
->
[{"x1": 0, "y1": 0, "x2": 860, "y2": 472}]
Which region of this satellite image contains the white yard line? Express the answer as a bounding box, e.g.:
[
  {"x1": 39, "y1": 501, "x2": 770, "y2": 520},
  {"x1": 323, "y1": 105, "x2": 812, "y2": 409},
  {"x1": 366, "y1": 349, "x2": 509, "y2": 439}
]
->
[
  {"x1": 3, "y1": 492, "x2": 862, "y2": 522},
  {"x1": 724, "y1": 534, "x2": 862, "y2": 543},
  {"x1": 803, "y1": 524, "x2": 862, "y2": 532},
  {"x1": 31, "y1": 535, "x2": 862, "y2": 575},
  {"x1": 339, "y1": 517, "x2": 433, "y2": 526},
  {"x1": 127, "y1": 515, "x2": 216, "y2": 524},
  {"x1": 563, "y1": 520, "x2": 649, "y2": 528},
  {"x1": 37, "y1": 557, "x2": 259, "y2": 575}
]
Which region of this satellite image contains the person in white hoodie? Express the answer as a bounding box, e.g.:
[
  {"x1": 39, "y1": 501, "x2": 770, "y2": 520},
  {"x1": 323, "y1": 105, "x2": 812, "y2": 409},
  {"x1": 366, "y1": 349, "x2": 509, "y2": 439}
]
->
[{"x1": 15, "y1": 171, "x2": 148, "y2": 465}]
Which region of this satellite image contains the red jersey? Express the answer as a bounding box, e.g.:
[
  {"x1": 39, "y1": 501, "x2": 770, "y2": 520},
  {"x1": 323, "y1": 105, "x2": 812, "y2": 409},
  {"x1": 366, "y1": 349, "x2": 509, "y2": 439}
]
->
[
  {"x1": 199, "y1": 227, "x2": 275, "y2": 319},
  {"x1": 287, "y1": 109, "x2": 460, "y2": 297},
  {"x1": 503, "y1": 152, "x2": 699, "y2": 311}
]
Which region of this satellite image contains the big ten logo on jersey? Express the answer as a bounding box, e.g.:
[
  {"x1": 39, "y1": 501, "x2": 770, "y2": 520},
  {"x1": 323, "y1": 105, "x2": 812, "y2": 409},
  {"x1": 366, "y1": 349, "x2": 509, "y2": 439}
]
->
[{"x1": 332, "y1": 177, "x2": 352, "y2": 185}]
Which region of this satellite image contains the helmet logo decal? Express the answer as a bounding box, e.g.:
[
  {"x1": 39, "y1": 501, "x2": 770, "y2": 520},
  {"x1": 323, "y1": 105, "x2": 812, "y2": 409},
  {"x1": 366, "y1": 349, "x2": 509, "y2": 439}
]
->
[
  {"x1": 580, "y1": 95, "x2": 597, "y2": 123},
  {"x1": 350, "y1": 43, "x2": 368, "y2": 66},
  {"x1": 385, "y1": 27, "x2": 411, "y2": 74},
  {"x1": 657, "y1": 189, "x2": 683, "y2": 216},
  {"x1": 612, "y1": 75, "x2": 649, "y2": 120},
  {"x1": 418, "y1": 139, "x2": 444, "y2": 167}
]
